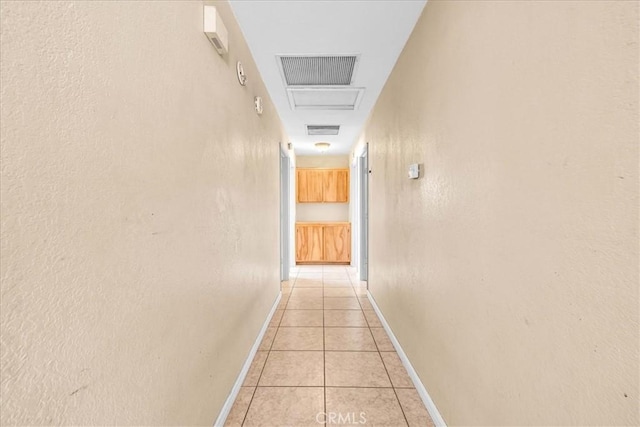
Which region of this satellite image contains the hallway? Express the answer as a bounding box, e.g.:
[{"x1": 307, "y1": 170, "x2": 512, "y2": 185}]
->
[
  {"x1": 224, "y1": 266, "x2": 434, "y2": 427},
  {"x1": 1, "y1": 0, "x2": 638, "y2": 426}
]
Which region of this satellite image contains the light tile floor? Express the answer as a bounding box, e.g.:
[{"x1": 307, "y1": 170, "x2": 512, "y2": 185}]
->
[{"x1": 225, "y1": 265, "x2": 435, "y2": 427}]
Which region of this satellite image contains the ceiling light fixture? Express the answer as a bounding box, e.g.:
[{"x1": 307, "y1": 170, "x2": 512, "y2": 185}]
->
[{"x1": 314, "y1": 142, "x2": 331, "y2": 152}]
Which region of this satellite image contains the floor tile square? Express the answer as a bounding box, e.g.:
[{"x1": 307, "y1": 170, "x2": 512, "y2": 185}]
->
[
  {"x1": 323, "y1": 272, "x2": 350, "y2": 280},
  {"x1": 381, "y1": 352, "x2": 414, "y2": 388},
  {"x1": 269, "y1": 310, "x2": 284, "y2": 328},
  {"x1": 324, "y1": 297, "x2": 361, "y2": 310},
  {"x1": 224, "y1": 386, "x2": 254, "y2": 426},
  {"x1": 294, "y1": 278, "x2": 324, "y2": 288},
  {"x1": 258, "y1": 327, "x2": 277, "y2": 351},
  {"x1": 353, "y1": 287, "x2": 368, "y2": 296},
  {"x1": 325, "y1": 328, "x2": 377, "y2": 351},
  {"x1": 272, "y1": 327, "x2": 323, "y2": 350},
  {"x1": 324, "y1": 310, "x2": 368, "y2": 327},
  {"x1": 297, "y1": 272, "x2": 323, "y2": 280},
  {"x1": 276, "y1": 297, "x2": 289, "y2": 310},
  {"x1": 243, "y1": 351, "x2": 268, "y2": 386},
  {"x1": 370, "y1": 328, "x2": 395, "y2": 351},
  {"x1": 291, "y1": 288, "x2": 323, "y2": 298},
  {"x1": 325, "y1": 351, "x2": 391, "y2": 387},
  {"x1": 286, "y1": 297, "x2": 323, "y2": 310},
  {"x1": 325, "y1": 387, "x2": 407, "y2": 426},
  {"x1": 357, "y1": 297, "x2": 374, "y2": 310},
  {"x1": 259, "y1": 351, "x2": 324, "y2": 386},
  {"x1": 298, "y1": 266, "x2": 323, "y2": 273},
  {"x1": 323, "y1": 266, "x2": 347, "y2": 272},
  {"x1": 243, "y1": 387, "x2": 324, "y2": 426},
  {"x1": 323, "y1": 280, "x2": 353, "y2": 288},
  {"x1": 324, "y1": 287, "x2": 356, "y2": 297},
  {"x1": 396, "y1": 388, "x2": 435, "y2": 426},
  {"x1": 280, "y1": 310, "x2": 323, "y2": 327},
  {"x1": 363, "y1": 310, "x2": 382, "y2": 327}
]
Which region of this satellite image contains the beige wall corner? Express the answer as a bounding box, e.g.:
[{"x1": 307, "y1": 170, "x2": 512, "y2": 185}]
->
[
  {"x1": 0, "y1": 1, "x2": 286, "y2": 425},
  {"x1": 362, "y1": 1, "x2": 639, "y2": 425}
]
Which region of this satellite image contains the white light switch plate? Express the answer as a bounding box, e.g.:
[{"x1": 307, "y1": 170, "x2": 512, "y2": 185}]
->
[{"x1": 408, "y1": 163, "x2": 420, "y2": 179}]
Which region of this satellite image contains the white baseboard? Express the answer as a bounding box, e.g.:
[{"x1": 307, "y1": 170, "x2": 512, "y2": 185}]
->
[
  {"x1": 366, "y1": 292, "x2": 447, "y2": 427},
  {"x1": 213, "y1": 291, "x2": 282, "y2": 427}
]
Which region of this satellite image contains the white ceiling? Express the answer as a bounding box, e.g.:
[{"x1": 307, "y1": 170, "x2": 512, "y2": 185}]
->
[{"x1": 230, "y1": 0, "x2": 427, "y2": 156}]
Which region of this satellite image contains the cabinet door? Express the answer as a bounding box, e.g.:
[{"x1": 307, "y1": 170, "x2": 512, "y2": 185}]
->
[
  {"x1": 323, "y1": 224, "x2": 351, "y2": 263},
  {"x1": 323, "y1": 169, "x2": 349, "y2": 202},
  {"x1": 297, "y1": 170, "x2": 324, "y2": 203},
  {"x1": 296, "y1": 225, "x2": 324, "y2": 262}
]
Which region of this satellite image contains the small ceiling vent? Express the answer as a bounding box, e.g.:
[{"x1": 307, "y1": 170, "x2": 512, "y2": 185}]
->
[
  {"x1": 279, "y1": 55, "x2": 358, "y2": 86},
  {"x1": 307, "y1": 125, "x2": 340, "y2": 136}
]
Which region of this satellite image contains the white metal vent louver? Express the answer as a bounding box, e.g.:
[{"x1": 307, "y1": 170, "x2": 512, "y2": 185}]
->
[
  {"x1": 279, "y1": 55, "x2": 357, "y2": 86},
  {"x1": 286, "y1": 87, "x2": 364, "y2": 111},
  {"x1": 307, "y1": 125, "x2": 340, "y2": 136}
]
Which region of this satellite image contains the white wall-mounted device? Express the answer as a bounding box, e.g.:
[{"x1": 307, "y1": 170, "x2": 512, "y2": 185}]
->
[
  {"x1": 408, "y1": 163, "x2": 420, "y2": 179},
  {"x1": 236, "y1": 62, "x2": 247, "y2": 86},
  {"x1": 203, "y1": 5, "x2": 228, "y2": 55},
  {"x1": 254, "y1": 96, "x2": 263, "y2": 115}
]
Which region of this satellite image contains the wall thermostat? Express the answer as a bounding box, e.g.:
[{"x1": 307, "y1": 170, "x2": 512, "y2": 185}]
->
[{"x1": 408, "y1": 163, "x2": 420, "y2": 179}]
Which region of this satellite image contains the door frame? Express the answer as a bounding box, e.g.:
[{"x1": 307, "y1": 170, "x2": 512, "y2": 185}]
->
[
  {"x1": 358, "y1": 143, "x2": 369, "y2": 282},
  {"x1": 280, "y1": 145, "x2": 290, "y2": 281}
]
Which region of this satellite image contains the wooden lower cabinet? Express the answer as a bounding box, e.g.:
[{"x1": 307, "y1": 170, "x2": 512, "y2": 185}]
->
[
  {"x1": 296, "y1": 222, "x2": 351, "y2": 264},
  {"x1": 323, "y1": 224, "x2": 351, "y2": 263},
  {"x1": 295, "y1": 224, "x2": 323, "y2": 262}
]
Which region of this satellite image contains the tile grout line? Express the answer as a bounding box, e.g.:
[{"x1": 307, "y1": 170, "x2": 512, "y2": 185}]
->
[
  {"x1": 322, "y1": 266, "x2": 327, "y2": 425},
  {"x1": 246, "y1": 266, "x2": 365, "y2": 425},
  {"x1": 350, "y1": 272, "x2": 410, "y2": 427},
  {"x1": 240, "y1": 269, "x2": 298, "y2": 426},
  {"x1": 248, "y1": 385, "x2": 408, "y2": 390},
  {"x1": 323, "y1": 264, "x2": 351, "y2": 414},
  {"x1": 250, "y1": 385, "x2": 410, "y2": 389}
]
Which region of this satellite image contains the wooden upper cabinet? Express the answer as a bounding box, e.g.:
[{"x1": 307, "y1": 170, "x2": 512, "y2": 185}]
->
[
  {"x1": 296, "y1": 168, "x2": 349, "y2": 203},
  {"x1": 297, "y1": 169, "x2": 324, "y2": 203},
  {"x1": 323, "y1": 169, "x2": 349, "y2": 203}
]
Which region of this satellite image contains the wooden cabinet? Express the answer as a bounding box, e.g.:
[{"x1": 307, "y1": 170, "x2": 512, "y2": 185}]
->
[
  {"x1": 323, "y1": 224, "x2": 351, "y2": 263},
  {"x1": 296, "y1": 169, "x2": 324, "y2": 203},
  {"x1": 323, "y1": 169, "x2": 349, "y2": 202},
  {"x1": 296, "y1": 169, "x2": 349, "y2": 203},
  {"x1": 295, "y1": 224, "x2": 324, "y2": 262},
  {"x1": 296, "y1": 222, "x2": 351, "y2": 264}
]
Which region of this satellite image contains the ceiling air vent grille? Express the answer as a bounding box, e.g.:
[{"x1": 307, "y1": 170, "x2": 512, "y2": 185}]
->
[
  {"x1": 280, "y1": 55, "x2": 357, "y2": 86},
  {"x1": 307, "y1": 125, "x2": 340, "y2": 136},
  {"x1": 286, "y1": 87, "x2": 364, "y2": 111}
]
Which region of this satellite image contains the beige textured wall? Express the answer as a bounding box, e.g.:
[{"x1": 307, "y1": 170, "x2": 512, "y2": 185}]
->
[
  {"x1": 361, "y1": 1, "x2": 639, "y2": 425},
  {"x1": 0, "y1": 1, "x2": 285, "y2": 425},
  {"x1": 296, "y1": 155, "x2": 350, "y2": 222}
]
